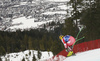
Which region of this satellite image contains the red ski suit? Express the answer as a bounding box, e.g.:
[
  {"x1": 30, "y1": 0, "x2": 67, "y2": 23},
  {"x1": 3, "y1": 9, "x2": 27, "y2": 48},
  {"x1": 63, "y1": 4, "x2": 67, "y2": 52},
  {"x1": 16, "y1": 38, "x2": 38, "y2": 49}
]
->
[{"x1": 61, "y1": 36, "x2": 75, "y2": 48}]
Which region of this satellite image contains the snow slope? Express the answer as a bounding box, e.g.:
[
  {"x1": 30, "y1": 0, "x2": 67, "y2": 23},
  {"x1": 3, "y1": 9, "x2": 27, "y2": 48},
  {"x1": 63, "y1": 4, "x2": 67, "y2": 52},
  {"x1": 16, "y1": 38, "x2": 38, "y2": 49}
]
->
[
  {"x1": 64, "y1": 48, "x2": 100, "y2": 61},
  {"x1": 1, "y1": 50, "x2": 53, "y2": 61}
]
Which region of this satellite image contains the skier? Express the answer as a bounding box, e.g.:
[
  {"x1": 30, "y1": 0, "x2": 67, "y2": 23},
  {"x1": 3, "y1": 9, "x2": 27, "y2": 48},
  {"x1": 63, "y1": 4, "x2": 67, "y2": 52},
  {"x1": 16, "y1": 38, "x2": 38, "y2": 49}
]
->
[{"x1": 59, "y1": 35, "x2": 76, "y2": 52}]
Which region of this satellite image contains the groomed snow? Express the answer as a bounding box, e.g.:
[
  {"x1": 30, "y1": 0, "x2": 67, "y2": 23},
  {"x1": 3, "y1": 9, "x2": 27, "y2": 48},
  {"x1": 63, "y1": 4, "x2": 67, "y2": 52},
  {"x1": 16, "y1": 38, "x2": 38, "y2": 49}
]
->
[{"x1": 64, "y1": 48, "x2": 100, "y2": 61}]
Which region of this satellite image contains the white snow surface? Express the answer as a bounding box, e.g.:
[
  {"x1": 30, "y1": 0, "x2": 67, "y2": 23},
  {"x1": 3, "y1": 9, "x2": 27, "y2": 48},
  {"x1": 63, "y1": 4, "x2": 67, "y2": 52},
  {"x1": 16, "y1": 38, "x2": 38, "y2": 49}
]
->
[
  {"x1": 57, "y1": 5, "x2": 67, "y2": 10},
  {"x1": 42, "y1": 11, "x2": 67, "y2": 15},
  {"x1": 64, "y1": 48, "x2": 100, "y2": 61},
  {"x1": 5, "y1": 0, "x2": 71, "y2": 31},
  {"x1": 47, "y1": 0, "x2": 69, "y2": 2},
  {"x1": 20, "y1": 2, "x2": 27, "y2": 5},
  {"x1": 7, "y1": 0, "x2": 70, "y2": 31},
  {"x1": 1, "y1": 50, "x2": 53, "y2": 61},
  {"x1": 9, "y1": 17, "x2": 53, "y2": 31}
]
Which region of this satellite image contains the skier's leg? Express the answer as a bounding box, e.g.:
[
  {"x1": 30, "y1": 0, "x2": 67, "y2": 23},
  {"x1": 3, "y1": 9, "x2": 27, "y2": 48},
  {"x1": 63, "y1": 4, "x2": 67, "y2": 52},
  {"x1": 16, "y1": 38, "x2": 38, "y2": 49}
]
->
[
  {"x1": 65, "y1": 48, "x2": 69, "y2": 52},
  {"x1": 66, "y1": 46, "x2": 71, "y2": 52},
  {"x1": 67, "y1": 46, "x2": 74, "y2": 57},
  {"x1": 68, "y1": 46, "x2": 72, "y2": 51},
  {"x1": 69, "y1": 46, "x2": 75, "y2": 55},
  {"x1": 70, "y1": 46, "x2": 73, "y2": 51}
]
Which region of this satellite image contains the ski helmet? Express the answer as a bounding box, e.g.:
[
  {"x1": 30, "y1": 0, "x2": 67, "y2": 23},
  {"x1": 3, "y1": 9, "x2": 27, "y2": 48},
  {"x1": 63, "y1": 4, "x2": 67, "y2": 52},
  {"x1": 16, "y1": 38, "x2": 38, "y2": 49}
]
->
[{"x1": 63, "y1": 35, "x2": 70, "y2": 42}]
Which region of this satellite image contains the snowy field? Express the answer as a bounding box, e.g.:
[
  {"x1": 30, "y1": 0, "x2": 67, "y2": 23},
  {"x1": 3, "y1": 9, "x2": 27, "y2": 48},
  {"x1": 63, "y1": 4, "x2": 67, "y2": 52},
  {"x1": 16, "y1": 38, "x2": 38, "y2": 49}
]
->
[
  {"x1": 42, "y1": 11, "x2": 67, "y2": 15},
  {"x1": 9, "y1": 17, "x2": 53, "y2": 31},
  {"x1": 1, "y1": 50, "x2": 53, "y2": 61},
  {"x1": 1, "y1": 48, "x2": 100, "y2": 61},
  {"x1": 64, "y1": 48, "x2": 100, "y2": 61},
  {"x1": 7, "y1": 0, "x2": 71, "y2": 31},
  {"x1": 47, "y1": 0, "x2": 69, "y2": 2}
]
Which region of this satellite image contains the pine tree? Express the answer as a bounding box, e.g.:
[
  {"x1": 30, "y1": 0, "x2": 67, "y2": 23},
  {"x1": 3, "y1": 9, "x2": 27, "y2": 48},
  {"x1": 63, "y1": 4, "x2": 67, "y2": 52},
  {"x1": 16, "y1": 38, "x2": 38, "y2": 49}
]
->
[
  {"x1": 65, "y1": 0, "x2": 84, "y2": 37},
  {"x1": 47, "y1": 36, "x2": 53, "y2": 51},
  {"x1": 40, "y1": 44, "x2": 45, "y2": 51},
  {"x1": 80, "y1": 0, "x2": 100, "y2": 41},
  {"x1": 0, "y1": 46, "x2": 6, "y2": 55},
  {"x1": 62, "y1": 18, "x2": 78, "y2": 37},
  {"x1": 28, "y1": 37, "x2": 33, "y2": 50},
  {"x1": 37, "y1": 50, "x2": 41, "y2": 59},
  {"x1": 0, "y1": 57, "x2": 2, "y2": 61},
  {"x1": 33, "y1": 55, "x2": 36, "y2": 61},
  {"x1": 23, "y1": 34, "x2": 28, "y2": 49},
  {"x1": 39, "y1": 35, "x2": 46, "y2": 50},
  {"x1": 22, "y1": 58, "x2": 25, "y2": 61},
  {"x1": 68, "y1": 0, "x2": 84, "y2": 26},
  {"x1": 50, "y1": 41, "x2": 60, "y2": 55}
]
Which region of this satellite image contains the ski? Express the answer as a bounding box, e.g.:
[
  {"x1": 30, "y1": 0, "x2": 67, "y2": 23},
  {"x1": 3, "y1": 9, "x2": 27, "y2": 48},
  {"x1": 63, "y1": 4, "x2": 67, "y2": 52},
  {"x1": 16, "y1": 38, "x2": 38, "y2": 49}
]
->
[
  {"x1": 72, "y1": 27, "x2": 85, "y2": 48},
  {"x1": 72, "y1": 36, "x2": 85, "y2": 48}
]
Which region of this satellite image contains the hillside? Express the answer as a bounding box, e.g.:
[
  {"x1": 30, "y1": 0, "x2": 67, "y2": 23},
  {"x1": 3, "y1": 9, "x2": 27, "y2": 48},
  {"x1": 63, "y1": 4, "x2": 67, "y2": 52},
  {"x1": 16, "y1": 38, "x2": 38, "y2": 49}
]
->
[
  {"x1": 0, "y1": 0, "x2": 100, "y2": 61},
  {"x1": 1, "y1": 50, "x2": 53, "y2": 61},
  {"x1": 0, "y1": 0, "x2": 70, "y2": 31}
]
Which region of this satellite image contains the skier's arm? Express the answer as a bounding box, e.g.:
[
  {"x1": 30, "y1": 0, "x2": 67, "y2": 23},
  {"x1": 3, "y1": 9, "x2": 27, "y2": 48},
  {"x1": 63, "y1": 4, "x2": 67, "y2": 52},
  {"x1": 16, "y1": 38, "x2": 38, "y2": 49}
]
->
[{"x1": 62, "y1": 39, "x2": 67, "y2": 48}]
